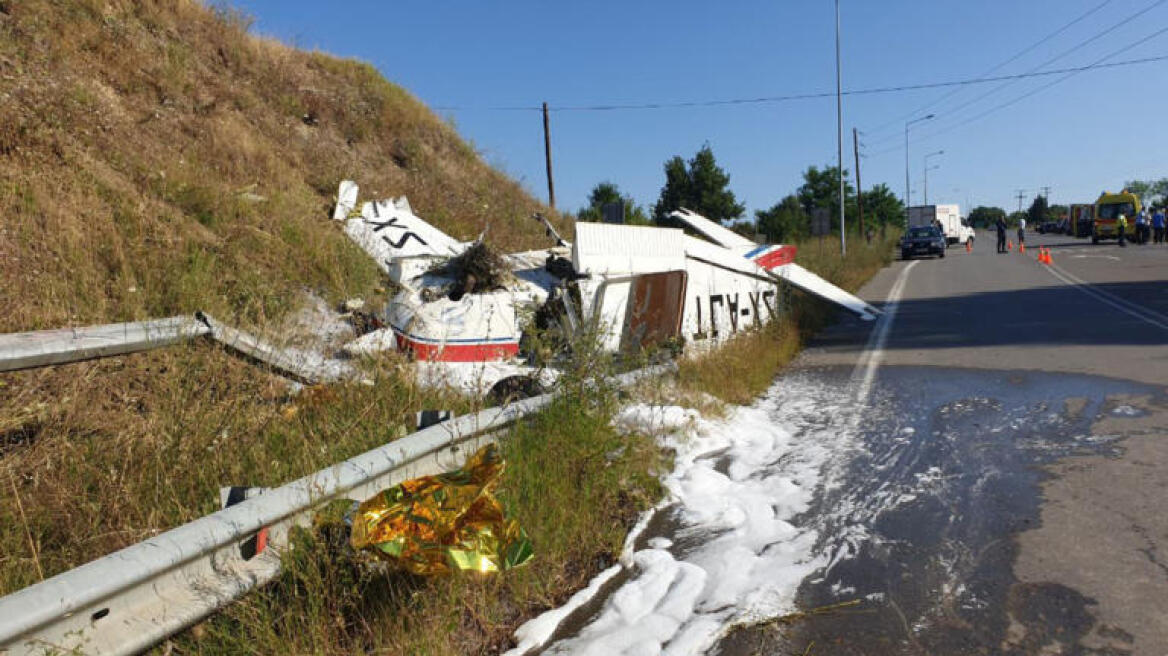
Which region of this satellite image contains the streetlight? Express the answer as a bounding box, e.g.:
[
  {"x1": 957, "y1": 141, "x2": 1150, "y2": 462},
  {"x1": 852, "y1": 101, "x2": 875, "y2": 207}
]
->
[
  {"x1": 834, "y1": 0, "x2": 845, "y2": 256},
  {"x1": 904, "y1": 114, "x2": 935, "y2": 224},
  {"x1": 923, "y1": 150, "x2": 943, "y2": 205}
]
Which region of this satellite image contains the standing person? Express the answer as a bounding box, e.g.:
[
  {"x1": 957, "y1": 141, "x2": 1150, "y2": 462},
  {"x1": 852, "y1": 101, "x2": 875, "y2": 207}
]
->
[
  {"x1": 1017, "y1": 216, "x2": 1026, "y2": 249},
  {"x1": 1135, "y1": 209, "x2": 1148, "y2": 244},
  {"x1": 1153, "y1": 206, "x2": 1166, "y2": 244},
  {"x1": 1117, "y1": 213, "x2": 1128, "y2": 247},
  {"x1": 996, "y1": 216, "x2": 1008, "y2": 253}
]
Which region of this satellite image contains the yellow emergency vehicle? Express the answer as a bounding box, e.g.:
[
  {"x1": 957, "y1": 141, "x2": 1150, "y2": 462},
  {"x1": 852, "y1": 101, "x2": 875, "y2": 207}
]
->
[{"x1": 1093, "y1": 190, "x2": 1141, "y2": 243}]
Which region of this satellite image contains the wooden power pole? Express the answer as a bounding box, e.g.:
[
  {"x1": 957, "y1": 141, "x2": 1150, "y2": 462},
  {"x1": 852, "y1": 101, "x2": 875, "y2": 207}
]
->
[
  {"x1": 542, "y1": 102, "x2": 555, "y2": 210},
  {"x1": 853, "y1": 127, "x2": 865, "y2": 240}
]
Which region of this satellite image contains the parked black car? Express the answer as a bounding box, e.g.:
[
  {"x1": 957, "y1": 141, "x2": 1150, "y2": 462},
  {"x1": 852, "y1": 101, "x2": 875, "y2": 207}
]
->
[{"x1": 901, "y1": 226, "x2": 946, "y2": 259}]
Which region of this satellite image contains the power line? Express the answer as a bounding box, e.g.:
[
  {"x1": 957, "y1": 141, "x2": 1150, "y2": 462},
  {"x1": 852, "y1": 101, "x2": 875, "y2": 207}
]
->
[
  {"x1": 431, "y1": 54, "x2": 1168, "y2": 113},
  {"x1": 865, "y1": 0, "x2": 1168, "y2": 148},
  {"x1": 867, "y1": 24, "x2": 1168, "y2": 157},
  {"x1": 862, "y1": 0, "x2": 1117, "y2": 138}
]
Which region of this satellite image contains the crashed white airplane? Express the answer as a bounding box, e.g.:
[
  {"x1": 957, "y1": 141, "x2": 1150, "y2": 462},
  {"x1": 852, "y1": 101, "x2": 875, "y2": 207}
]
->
[{"x1": 331, "y1": 181, "x2": 878, "y2": 381}]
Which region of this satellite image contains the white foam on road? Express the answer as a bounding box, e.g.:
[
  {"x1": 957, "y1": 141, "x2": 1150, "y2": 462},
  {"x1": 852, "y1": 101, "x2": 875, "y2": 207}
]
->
[
  {"x1": 508, "y1": 263, "x2": 918, "y2": 654},
  {"x1": 508, "y1": 376, "x2": 862, "y2": 655}
]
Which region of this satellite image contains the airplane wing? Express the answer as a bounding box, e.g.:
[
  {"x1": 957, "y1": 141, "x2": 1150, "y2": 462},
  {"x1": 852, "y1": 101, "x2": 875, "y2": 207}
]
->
[
  {"x1": 332, "y1": 181, "x2": 466, "y2": 273},
  {"x1": 771, "y1": 262, "x2": 881, "y2": 321},
  {"x1": 669, "y1": 208, "x2": 758, "y2": 251}
]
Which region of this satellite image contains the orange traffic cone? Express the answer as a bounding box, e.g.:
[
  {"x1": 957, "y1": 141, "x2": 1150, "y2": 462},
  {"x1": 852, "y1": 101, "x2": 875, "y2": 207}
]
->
[
  {"x1": 966, "y1": 240, "x2": 972, "y2": 253},
  {"x1": 1008, "y1": 239, "x2": 1013, "y2": 251},
  {"x1": 1045, "y1": 248, "x2": 1053, "y2": 265},
  {"x1": 1020, "y1": 243, "x2": 1026, "y2": 254}
]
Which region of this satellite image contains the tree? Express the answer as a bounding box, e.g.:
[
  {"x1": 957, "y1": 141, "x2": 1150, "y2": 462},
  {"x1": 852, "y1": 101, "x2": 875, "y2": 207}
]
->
[
  {"x1": 755, "y1": 194, "x2": 808, "y2": 243},
  {"x1": 797, "y1": 165, "x2": 856, "y2": 231},
  {"x1": 651, "y1": 145, "x2": 745, "y2": 225},
  {"x1": 968, "y1": 206, "x2": 1006, "y2": 228},
  {"x1": 726, "y1": 221, "x2": 759, "y2": 239},
  {"x1": 1027, "y1": 195, "x2": 1049, "y2": 225},
  {"x1": 1123, "y1": 178, "x2": 1168, "y2": 207},
  {"x1": 859, "y1": 184, "x2": 904, "y2": 229},
  {"x1": 577, "y1": 182, "x2": 650, "y2": 225}
]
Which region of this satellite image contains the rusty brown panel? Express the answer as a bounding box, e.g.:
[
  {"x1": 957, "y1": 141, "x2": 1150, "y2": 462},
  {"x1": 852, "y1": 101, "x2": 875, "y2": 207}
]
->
[{"x1": 621, "y1": 271, "x2": 688, "y2": 352}]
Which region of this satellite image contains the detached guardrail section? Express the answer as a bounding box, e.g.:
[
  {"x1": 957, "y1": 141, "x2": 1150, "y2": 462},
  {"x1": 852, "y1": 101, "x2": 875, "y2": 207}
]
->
[
  {"x1": 0, "y1": 317, "x2": 212, "y2": 373},
  {"x1": 0, "y1": 356, "x2": 667, "y2": 655},
  {"x1": 0, "y1": 314, "x2": 348, "y2": 383}
]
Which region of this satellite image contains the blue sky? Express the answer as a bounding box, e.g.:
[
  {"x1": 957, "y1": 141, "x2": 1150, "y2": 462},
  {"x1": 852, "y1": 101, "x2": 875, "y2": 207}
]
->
[{"x1": 231, "y1": 0, "x2": 1168, "y2": 218}]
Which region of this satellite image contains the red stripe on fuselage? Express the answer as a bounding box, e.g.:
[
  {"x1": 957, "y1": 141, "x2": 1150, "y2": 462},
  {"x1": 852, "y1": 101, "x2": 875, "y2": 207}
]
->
[{"x1": 394, "y1": 333, "x2": 519, "y2": 362}]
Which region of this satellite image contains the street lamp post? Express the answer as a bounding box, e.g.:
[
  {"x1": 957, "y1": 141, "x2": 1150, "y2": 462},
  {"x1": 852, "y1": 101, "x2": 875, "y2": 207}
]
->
[
  {"x1": 923, "y1": 150, "x2": 943, "y2": 205},
  {"x1": 904, "y1": 114, "x2": 935, "y2": 225},
  {"x1": 835, "y1": 0, "x2": 845, "y2": 256}
]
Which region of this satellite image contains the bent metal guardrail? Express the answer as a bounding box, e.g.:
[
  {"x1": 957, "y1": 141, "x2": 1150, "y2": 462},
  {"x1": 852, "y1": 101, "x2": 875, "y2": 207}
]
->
[
  {"x1": 0, "y1": 314, "x2": 348, "y2": 383},
  {"x1": 0, "y1": 365, "x2": 668, "y2": 655},
  {"x1": 0, "y1": 317, "x2": 212, "y2": 373}
]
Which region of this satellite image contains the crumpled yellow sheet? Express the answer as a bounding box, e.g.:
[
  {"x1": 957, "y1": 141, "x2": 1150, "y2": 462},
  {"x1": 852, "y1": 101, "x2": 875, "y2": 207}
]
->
[{"x1": 349, "y1": 443, "x2": 533, "y2": 575}]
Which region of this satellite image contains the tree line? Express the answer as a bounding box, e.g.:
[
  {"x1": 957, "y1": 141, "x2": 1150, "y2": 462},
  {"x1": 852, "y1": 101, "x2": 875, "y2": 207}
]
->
[{"x1": 574, "y1": 144, "x2": 905, "y2": 243}]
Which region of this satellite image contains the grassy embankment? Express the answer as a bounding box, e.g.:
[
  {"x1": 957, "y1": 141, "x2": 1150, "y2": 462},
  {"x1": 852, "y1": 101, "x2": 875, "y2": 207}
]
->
[
  {"x1": 0, "y1": 0, "x2": 569, "y2": 595},
  {"x1": 0, "y1": 1, "x2": 898, "y2": 653},
  {"x1": 0, "y1": 5, "x2": 666, "y2": 653}
]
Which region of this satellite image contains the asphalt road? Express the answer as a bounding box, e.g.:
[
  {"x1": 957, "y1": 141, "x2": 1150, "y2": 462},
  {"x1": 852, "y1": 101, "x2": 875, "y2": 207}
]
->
[{"x1": 717, "y1": 231, "x2": 1168, "y2": 655}]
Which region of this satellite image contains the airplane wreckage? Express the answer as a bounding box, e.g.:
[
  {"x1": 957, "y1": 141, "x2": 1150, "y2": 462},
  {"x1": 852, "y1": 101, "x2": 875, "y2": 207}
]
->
[{"x1": 331, "y1": 181, "x2": 879, "y2": 392}]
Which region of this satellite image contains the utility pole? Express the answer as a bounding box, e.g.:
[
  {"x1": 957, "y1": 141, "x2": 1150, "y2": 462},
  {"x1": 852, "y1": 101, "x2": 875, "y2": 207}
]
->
[
  {"x1": 1015, "y1": 189, "x2": 1026, "y2": 214},
  {"x1": 853, "y1": 127, "x2": 864, "y2": 240},
  {"x1": 834, "y1": 0, "x2": 846, "y2": 256},
  {"x1": 1040, "y1": 185, "x2": 1051, "y2": 200},
  {"x1": 542, "y1": 102, "x2": 555, "y2": 210}
]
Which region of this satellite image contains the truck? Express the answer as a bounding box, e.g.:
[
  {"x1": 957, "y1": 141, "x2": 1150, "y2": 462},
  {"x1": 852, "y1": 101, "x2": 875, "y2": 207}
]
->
[
  {"x1": 907, "y1": 204, "x2": 974, "y2": 246},
  {"x1": 1092, "y1": 190, "x2": 1141, "y2": 243}
]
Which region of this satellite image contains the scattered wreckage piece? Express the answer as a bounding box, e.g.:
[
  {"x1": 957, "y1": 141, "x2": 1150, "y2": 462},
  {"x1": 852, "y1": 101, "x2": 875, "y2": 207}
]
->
[
  {"x1": 0, "y1": 364, "x2": 670, "y2": 656},
  {"x1": 331, "y1": 182, "x2": 881, "y2": 392},
  {"x1": 195, "y1": 312, "x2": 352, "y2": 383},
  {"x1": 0, "y1": 313, "x2": 350, "y2": 384}
]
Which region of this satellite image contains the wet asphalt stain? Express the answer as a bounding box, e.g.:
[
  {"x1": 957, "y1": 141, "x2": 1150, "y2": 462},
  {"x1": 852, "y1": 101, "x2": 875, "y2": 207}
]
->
[{"x1": 714, "y1": 365, "x2": 1161, "y2": 656}]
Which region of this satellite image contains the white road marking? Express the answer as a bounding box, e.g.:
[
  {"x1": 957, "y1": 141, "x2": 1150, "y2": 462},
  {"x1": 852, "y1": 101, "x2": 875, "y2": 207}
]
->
[
  {"x1": 853, "y1": 260, "x2": 919, "y2": 404},
  {"x1": 1043, "y1": 262, "x2": 1168, "y2": 332}
]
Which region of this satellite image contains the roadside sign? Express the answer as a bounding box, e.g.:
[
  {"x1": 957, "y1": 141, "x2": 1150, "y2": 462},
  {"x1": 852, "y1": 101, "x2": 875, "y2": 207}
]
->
[
  {"x1": 601, "y1": 201, "x2": 625, "y2": 224},
  {"x1": 811, "y1": 208, "x2": 831, "y2": 236}
]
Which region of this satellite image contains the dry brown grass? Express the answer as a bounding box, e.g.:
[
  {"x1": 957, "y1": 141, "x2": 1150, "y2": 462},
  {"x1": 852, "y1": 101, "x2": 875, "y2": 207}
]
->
[
  {"x1": 0, "y1": 0, "x2": 562, "y2": 333},
  {"x1": 0, "y1": 0, "x2": 571, "y2": 599},
  {"x1": 0, "y1": 345, "x2": 478, "y2": 595},
  {"x1": 677, "y1": 319, "x2": 803, "y2": 406}
]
